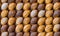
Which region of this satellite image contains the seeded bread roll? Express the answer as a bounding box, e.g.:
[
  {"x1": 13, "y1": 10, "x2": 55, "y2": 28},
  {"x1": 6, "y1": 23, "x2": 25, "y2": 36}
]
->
[
  {"x1": 8, "y1": 0, "x2": 14, "y2": 3},
  {"x1": 45, "y1": 10, "x2": 53, "y2": 17},
  {"x1": 38, "y1": 10, "x2": 45, "y2": 17},
  {"x1": 23, "y1": 24, "x2": 31, "y2": 32},
  {"x1": 38, "y1": 18, "x2": 45, "y2": 25},
  {"x1": 16, "y1": 17, "x2": 23, "y2": 24},
  {"x1": 45, "y1": 0, "x2": 52, "y2": 4},
  {"x1": 30, "y1": 0, "x2": 37, "y2": 3},
  {"x1": 23, "y1": 3, "x2": 30, "y2": 10},
  {"x1": 38, "y1": 32, "x2": 45, "y2": 36},
  {"x1": 23, "y1": 32, "x2": 30, "y2": 36},
  {"x1": 45, "y1": 25, "x2": 53, "y2": 32},
  {"x1": 1, "y1": 32, "x2": 8, "y2": 36},
  {"x1": 45, "y1": 17, "x2": 53, "y2": 25},
  {"x1": 37, "y1": 25, "x2": 45, "y2": 32},
  {"x1": 53, "y1": 10, "x2": 60, "y2": 17},
  {"x1": 53, "y1": 24, "x2": 60, "y2": 32},
  {"x1": 23, "y1": 17, "x2": 30, "y2": 25},
  {"x1": 54, "y1": 32, "x2": 60, "y2": 36},
  {"x1": 1, "y1": 17, "x2": 8, "y2": 25},
  {"x1": 8, "y1": 10, "x2": 16, "y2": 18},
  {"x1": 53, "y1": 17, "x2": 60, "y2": 25},
  {"x1": 15, "y1": 10, "x2": 23, "y2": 17},
  {"x1": 1, "y1": 0, "x2": 7, "y2": 3},
  {"x1": 16, "y1": 32, "x2": 23, "y2": 36},
  {"x1": 30, "y1": 17, "x2": 37, "y2": 24},
  {"x1": 30, "y1": 32, "x2": 37, "y2": 36},
  {"x1": 8, "y1": 25, "x2": 15, "y2": 32},
  {"x1": 15, "y1": 24, "x2": 23, "y2": 33},
  {"x1": 8, "y1": 3, "x2": 16, "y2": 10},
  {"x1": 38, "y1": 4, "x2": 45, "y2": 10},
  {"x1": 45, "y1": 3, "x2": 53, "y2": 10},
  {"x1": 53, "y1": 2, "x2": 60, "y2": 10},
  {"x1": 1, "y1": 25, "x2": 8, "y2": 32},
  {"x1": 23, "y1": 0, "x2": 29, "y2": 3},
  {"x1": 30, "y1": 10, "x2": 37, "y2": 17},
  {"x1": 31, "y1": 24, "x2": 37, "y2": 32},
  {"x1": 37, "y1": 0, "x2": 45, "y2": 4},
  {"x1": 1, "y1": 10, "x2": 8, "y2": 18},
  {"x1": 16, "y1": 3, "x2": 23, "y2": 10},
  {"x1": 1, "y1": 3, "x2": 8, "y2": 10},
  {"x1": 31, "y1": 3, "x2": 37, "y2": 10},
  {"x1": 16, "y1": 0, "x2": 22, "y2": 3},
  {"x1": 9, "y1": 32, "x2": 15, "y2": 36},
  {"x1": 8, "y1": 17, "x2": 16, "y2": 25},
  {"x1": 23, "y1": 10, "x2": 30, "y2": 18},
  {"x1": 46, "y1": 32, "x2": 53, "y2": 36}
]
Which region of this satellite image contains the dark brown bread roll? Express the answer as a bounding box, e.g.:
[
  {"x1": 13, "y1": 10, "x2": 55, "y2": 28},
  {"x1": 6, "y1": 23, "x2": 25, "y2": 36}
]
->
[
  {"x1": 8, "y1": 25, "x2": 15, "y2": 32},
  {"x1": 8, "y1": 0, "x2": 14, "y2": 3},
  {"x1": 16, "y1": 0, "x2": 22, "y2": 3},
  {"x1": 30, "y1": 17, "x2": 37, "y2": 24},
  {"x1": 9, "y1": 32, "x2": 15, "y2": 36},
  {"x1": 16, "y1": 32, "x2": 23, "y2": 36},
  {"x1": 15, "y1": 10, "x2": 23, "y2": 17},
  {"x1": 30, "y1": 0, "x2": 37, "y2": 3},
  {"x1": 30, "y1": 32, "x2": 37, "y2": 36},
  {"x1": 8, "y1": 10, "x2": 16, "y2": 18},
  {"x1": 53, "y1": 10, "x2": 60, "y2": 17},
  {"x1": 1, "y1": 25, "x2": 8, "y2": 32},
  {"x1": 54, "y1": 32, "x2": 60, "y2": 36},
  {"x1": 31, "y1": 24, "x2": 37, "y2": 32},
  {"x1": 23, "y1": 32, "x2": 30, "y2": 36},
  {"x1": 38, "y1": 4, "x2": 45, "y2": 10},
  {"x1": 53, "y1": 0, "x2": 59, "y2": 3}
]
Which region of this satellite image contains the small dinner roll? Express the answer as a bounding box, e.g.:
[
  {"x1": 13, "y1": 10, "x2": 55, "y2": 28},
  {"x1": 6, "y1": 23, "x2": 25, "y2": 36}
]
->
[
  {"x1": 23, "y1": 17, "x2": 30, "y2": 25},
  {"x1": 31, "y1": 24, "x2": 37, "y2": 32},
  {"x1": 1, "y1": 10, "x2": 8, "y2": 17},
  {"x1": 31, "y1": 3, "x2": 37, "y2": 10},
  {"x1": 45, "y1": 3, "x2": 53, "y2": 10},
  {"x1": 37, "y1": 25, "x2": 45, "y2": 32},
  {"x1": 8, "y1": 3, "x2": 16, "y2": 10},
  {"x1": 37, "y1": 0, "x2": 45, "y2": 4},
  {"x1": 45, "y1": 0, "x2": 52, "y2": 4},
  {"x1": 8, "y1": 10, "x2": 16, "y2": 18},
  {"x1": 38, "y1": 18, "x2": 45, "y2": 25},
  {"x1": 23, "y1": 24, "x2": 31, "y2": 32},
  {"x1": 30, "y1": 10, "x2": 37, "y2": 17},
  {"x1": 46, "y1": 32, "x2": 53, "y2": 36},
  {"x1": 15, "y1": 10, "x2": 23, "y2": 17},
  {"x1": 16, "y1": 0, "x2": 22, "y2": 3},
  {"x1": 54, "y1": 32, "x2": 60, "y2": 36},
  {"x1": 23, "y1": 0, "x2": 29, "y2": 3},
  {"x1": 38, "y1": 32, "x2": 45, "y2": 36},
  {"x1": 8, "y1": 0, "x2": 14, "y2": 3},
  {"x1": 45, "y1": 25, "x2": 53, "y2": 32},
  {"x1": 1, "y1": 3, "x2": 8, "y2": 10},
  {"x1": 23, "y1": 3, "x2": 30, "y2": 10},
  {"x1": 23, "y1": 10, "x2": 30, "y2": 18},
  {"x1": 1, "y1": 17, "x2": 8, "y2": 25},
  {"x1": 15, "y1": 24, "x2": 23, "y2": 33},
  {"x1": 53, "y1": 17, "x2": 60, "y2": 25},
  {"x1": 45, "y1": 10, "x2": 53, "y2": 17},
  {"x1": 1, "y1": 0, "x2": 7, "y2": 3},
  {"x1": 30, "y1": 0, "x2": 37, "y2": 3},
  {"x1": 53, "y1": 0, "x2": 59, "y2": 3},
  {"x1": 38, "y1": 10, "x2": 45, "y2": 17},
  {"x1": 16, "y1": 3, "x2": 23, "y2": 10},
  {"x1": 53, "y1": 24, "x2": 60, "y2": 32},
  {"x1": 53, "y1": 2, "x2": 60, "y2": 10},
  {"x1": 16, "y1": 17, "x2": 23, "y2": 24},
  {"x1": 16, "y1": 32, "x2": 23, "y2": 36},
  {"x1": 8, "y1": 17, "x2": 16, "y2": 25},
  {"x1": 45, "y1": 17, "x2": 53, "y2": 25},
  {"x1": 23, "y1": 32, "x2": 30, "y2": 36},
  {"x1": 9, "y1": 32, "x2": 15, "y2": 36},
  {"x1": 1, "y1": 32, "x2": 8, "y2": 36},
  {"x1": 30, "y1": 32, "x2": 37, "y2": 36},
  {"x1": 8, "y1": 25, "x2": 15, "y2": 32}
]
